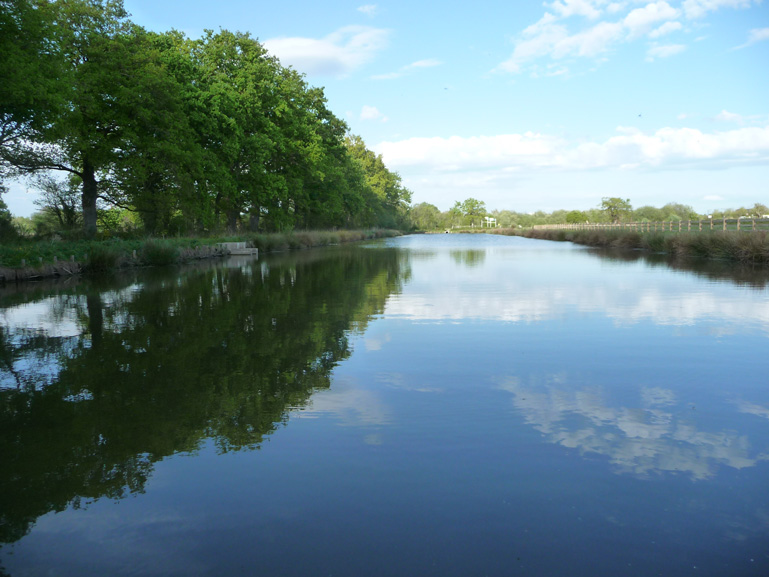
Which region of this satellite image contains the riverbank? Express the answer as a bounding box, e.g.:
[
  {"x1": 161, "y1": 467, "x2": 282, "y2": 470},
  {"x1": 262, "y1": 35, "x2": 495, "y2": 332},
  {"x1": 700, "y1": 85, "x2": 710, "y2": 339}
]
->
[
  {"x1": 492, "y1": 228, "x2": 769, "y2": 265},
  {"x1": 0, "y1": 229, "x2": 401, "y2": 283}
]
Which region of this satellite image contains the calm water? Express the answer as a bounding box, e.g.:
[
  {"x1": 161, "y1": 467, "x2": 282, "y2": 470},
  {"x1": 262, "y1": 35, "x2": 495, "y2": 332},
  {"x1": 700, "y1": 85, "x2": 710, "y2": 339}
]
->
[{"x1": 1, "y1": 234, "x2": 768, "y2": 577}]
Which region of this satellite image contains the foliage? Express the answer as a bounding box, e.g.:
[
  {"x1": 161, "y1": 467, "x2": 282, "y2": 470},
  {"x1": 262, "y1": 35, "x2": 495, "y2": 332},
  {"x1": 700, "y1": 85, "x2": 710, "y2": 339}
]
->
[
  {"x1": 0, "y1": 1, "x2": 412, "y2": 238},
  {"x1": 600, "y1": 197, "x2": 632, "y2": 223},
  {"x1": 32, "y1": 175, "x2": 81, "y2": 231},
  {"x1": 408, "y1": 202, "x2": 442, "y2": 230},
  {"x1": 0, "y1": 185, "x2": 16, "y2": 241},
  {"x1": 496, "y1": 228, "x2": 769, "y2": 265},
  {"x1": 566, "y1": 210, "x2": 588, "y2": 224},
  {"x1": 140, "y1": 240, "x2": 179, "y2": 266}
]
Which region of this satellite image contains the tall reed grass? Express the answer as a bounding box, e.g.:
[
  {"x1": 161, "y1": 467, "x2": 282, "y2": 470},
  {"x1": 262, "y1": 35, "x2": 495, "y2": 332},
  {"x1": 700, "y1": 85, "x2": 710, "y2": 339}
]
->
[{"x1": 494, "y1": 228, "x2": 769, "y2": 265}]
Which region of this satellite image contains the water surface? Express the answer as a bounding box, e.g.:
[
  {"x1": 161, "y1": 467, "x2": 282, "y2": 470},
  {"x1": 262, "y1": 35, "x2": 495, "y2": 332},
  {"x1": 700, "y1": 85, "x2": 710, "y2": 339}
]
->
[{"x1": 1, "y1": 234, "x2": 768, "y2": 576}]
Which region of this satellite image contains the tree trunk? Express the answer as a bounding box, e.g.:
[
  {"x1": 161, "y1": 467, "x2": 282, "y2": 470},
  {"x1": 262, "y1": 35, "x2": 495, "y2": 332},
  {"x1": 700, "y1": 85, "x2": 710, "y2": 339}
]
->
[
  {"x1": 81, "y1": 158, "x2": 98, "y2": 238},
  {"x1": 248, "y1": 211, "x2": 260, "y2": 232},
  {"x1": 226, "y1": 209, "x2": 239, "y2": 233}
]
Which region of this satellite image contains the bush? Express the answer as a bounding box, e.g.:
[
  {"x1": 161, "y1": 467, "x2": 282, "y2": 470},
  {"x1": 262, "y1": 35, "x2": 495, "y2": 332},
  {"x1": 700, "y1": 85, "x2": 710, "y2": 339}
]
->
[
  {"x1": 86, "y1": 245, "x2": 120, "y2": 272},
  {"x1": 140, "y1": 240, "x2": 179, "y2": 266}
]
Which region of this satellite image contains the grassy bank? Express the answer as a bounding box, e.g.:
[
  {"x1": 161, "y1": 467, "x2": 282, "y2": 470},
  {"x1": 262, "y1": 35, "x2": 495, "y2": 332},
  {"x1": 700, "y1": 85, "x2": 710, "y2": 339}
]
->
[
  {"x1": 493, "y1": 228, "x2": 769, "y2": 265},
  {"x1": 0, "y1": 229, "x2": 401, "y2": 280}
]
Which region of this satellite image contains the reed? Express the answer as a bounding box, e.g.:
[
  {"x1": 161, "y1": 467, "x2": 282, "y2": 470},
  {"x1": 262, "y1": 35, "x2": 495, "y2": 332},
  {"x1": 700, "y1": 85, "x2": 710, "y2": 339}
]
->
[
  {"x1": 495, "y1": 228, "x2": 769, "y2": 265},
  {"x1": 86, "y1": 244, "x2": 121, "y2": 272},
  {"x1": 140, "y1": 239, "x2": 179, "y2": 266}
]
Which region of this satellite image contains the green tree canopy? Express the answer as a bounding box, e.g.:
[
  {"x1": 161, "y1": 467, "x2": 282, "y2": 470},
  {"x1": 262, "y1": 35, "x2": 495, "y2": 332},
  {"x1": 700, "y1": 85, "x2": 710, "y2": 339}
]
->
[{"x1": 600, "y1": 197, "x2": 632, "y2": 223}]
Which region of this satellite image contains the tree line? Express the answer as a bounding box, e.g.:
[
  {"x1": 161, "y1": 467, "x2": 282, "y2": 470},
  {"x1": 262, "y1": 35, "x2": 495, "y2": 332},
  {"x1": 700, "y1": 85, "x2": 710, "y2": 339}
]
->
[
  {"x1": 0, "y1": 0, "x2": 412, "y2": 239},
  {"x1": 408, "y1": 197, "x2": 769, "y2": 231}
]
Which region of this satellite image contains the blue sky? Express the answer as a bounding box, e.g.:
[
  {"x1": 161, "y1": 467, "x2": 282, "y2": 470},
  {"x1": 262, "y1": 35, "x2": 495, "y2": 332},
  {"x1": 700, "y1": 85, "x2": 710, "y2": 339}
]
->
[{"x1": 6, "y1": 0, "x2": 768, "y2": 215}]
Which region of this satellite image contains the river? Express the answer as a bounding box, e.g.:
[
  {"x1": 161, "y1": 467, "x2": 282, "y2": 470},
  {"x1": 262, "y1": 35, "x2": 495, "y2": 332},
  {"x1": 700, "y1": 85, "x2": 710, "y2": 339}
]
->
[{"x1": 1, "y1": 233, "x2": 768, "y2": 576}]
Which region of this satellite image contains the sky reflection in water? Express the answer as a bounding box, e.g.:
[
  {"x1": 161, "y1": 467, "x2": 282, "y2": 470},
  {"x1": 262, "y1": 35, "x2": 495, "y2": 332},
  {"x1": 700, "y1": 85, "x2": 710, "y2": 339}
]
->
[{"x1": 1, "y1": 234, "x2": 768, "y2": 577}]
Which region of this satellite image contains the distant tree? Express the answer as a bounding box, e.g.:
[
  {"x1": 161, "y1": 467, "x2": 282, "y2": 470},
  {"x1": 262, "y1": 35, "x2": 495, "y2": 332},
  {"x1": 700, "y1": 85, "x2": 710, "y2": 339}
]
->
[
  {"x1": 408, "y1": 202, "x2": 441, "y2": 230},
  {"x1": 32, "y1": 175, "x2": 82, "y2": 232},
  {"x1": 11, "y1": 215, "x2": 34, "y2": 237},
  {"x1": 600, "y1": 197, "x2": 632, "y2": 223},
  {"x1": 751, "y1": 203, "x2": 769, "y2": 217},
  {"x1": 460, "y1": 198, "x2": 487, "y2": 218},
  {"x1": 662, "y1": 202, "x2": 699, "y2": 221},
  {"x1": 565, "y1": 210, "x2": 587, "y2": 224},
  {"x1": 633, "y1": 205, "x2": 665, "y2": 222}
]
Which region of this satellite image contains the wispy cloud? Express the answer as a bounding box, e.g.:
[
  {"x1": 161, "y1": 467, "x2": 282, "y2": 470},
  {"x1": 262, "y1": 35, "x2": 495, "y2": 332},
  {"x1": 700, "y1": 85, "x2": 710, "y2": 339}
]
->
[
  {"x1": 682, "y1": 0, "x2": 760, "y2": 20},
  {"x1": 372, "y1": 58, "x2": 442, "y2": 80},
  {"x1": 357, "y1": 4, "x2": 378, "y2": 17},
  {"x1": 645, "y1": 42, "x2": 686, "y2": 60},
  {"x1": 624, "y1": 1, "x2": 680, "y2": 39},
  {"x1": 498, "y1": 0, "x2": 759, "y2": 74},
  {"x1": 732, "y1": 27, "x2": 769, "y2": 50},
  {"x1": 264, "y1": 26, "x2": 389, "y2": 77},
  {"x1": 649, "y1": 20, "x2": 683, "y2": 38},
  {"x1": 360, "y1": 105, "x2": 388, "y2": 122}
]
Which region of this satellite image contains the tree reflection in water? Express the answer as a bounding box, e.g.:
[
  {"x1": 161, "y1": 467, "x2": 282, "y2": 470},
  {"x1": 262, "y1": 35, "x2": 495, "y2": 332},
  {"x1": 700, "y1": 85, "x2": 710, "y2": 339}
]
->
[{"x1": 0, "y1": 247, "x2": 407, "y2": 544}]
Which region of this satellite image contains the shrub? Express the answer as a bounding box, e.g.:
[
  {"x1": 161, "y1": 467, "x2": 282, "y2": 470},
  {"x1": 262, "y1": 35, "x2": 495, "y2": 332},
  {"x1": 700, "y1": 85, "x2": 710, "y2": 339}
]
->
[
  {"x1": 86, "y1": 245, "x2": 119, "y2": 272},
  {"x1": 140, "y1": 240, "x2": 179, "y2": 266}
]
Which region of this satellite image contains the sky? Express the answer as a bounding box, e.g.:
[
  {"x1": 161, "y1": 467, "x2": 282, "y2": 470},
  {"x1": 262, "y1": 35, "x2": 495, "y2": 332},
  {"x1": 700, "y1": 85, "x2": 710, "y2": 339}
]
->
[{"x1": 5, "y1": 0, "x2": 768, "y2": 216}]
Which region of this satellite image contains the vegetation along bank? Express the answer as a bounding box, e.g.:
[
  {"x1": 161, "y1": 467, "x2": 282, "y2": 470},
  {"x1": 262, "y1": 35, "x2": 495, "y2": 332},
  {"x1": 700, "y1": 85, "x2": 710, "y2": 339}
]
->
[
  {"x1": 0, "y1": 230, "x2": 400, "y2": 283},
  {"x1": 493, "y1": 228, "x2": 769, "y2": 265}
]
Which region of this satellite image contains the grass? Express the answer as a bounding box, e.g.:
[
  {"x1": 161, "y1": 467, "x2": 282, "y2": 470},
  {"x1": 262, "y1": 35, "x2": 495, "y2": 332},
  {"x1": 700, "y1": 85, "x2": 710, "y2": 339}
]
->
[
  {"x1": 493, "y1": 228, "x2": 769, "y2": 265},
  {"x1": 0, "y1": 229, "x2": 401, "y2": 277}
]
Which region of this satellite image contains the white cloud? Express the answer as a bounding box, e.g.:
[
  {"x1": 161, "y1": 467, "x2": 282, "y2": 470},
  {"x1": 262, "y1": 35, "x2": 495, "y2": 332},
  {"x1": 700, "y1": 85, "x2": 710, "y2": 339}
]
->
[
  {"x1": 553, "y1": 20, "x2": 625, "y2": 57},
  {"x1": 715, "y1": 110, "x2": 744, "y2": 123},
  {"x1": 646, "y1": 42, "x2": 686, "y2": 59},
  {"x1": 548, "y1": 0, "x2": 604, "y2": 19},
  {"x1": 649, "y1": 20, "x2": 683, "y2": 38},
  {"x1": 497, "y1": 15, "x2": 568, "y2": 73},
  {"x1": 360, "y1": 105, "x2": 388, "y2": 122},
  {"x1": 372, "y1": 58, "x2": 442, "y2": 79},
  {"x1": 376, "y1": 124, "x2": 769, "y2": 176},
  {"x1": 499, "y1": 0, "x2": 763, "y2": 73},
  {"x1": 683, "y1": 0, "x2": 758, "y2": 19},
  {"x1": 407, "y1": 58, "x2": 442, "y2": 69},
  {"x1": 264, "y1": 26, "x2": 389, "y2": 77},
  {"x1": 733, "y1": 27, "x2": 769, "y2": 49},
  {"x1": 357, "y1": 4, "x2": 378, "y2": 16},
  {"x1": 624, "y1": 2, "x2": 680, "y2": 38}
]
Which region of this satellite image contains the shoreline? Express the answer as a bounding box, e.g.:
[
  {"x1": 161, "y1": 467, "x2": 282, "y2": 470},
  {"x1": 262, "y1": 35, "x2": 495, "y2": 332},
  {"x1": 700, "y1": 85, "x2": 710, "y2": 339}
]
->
[
  {"x1": 491, "y1": 228, "x2": 769, "y2": 266},
  {"x1": 0, "y1": 229, "x2": 401, "y2": 284}
]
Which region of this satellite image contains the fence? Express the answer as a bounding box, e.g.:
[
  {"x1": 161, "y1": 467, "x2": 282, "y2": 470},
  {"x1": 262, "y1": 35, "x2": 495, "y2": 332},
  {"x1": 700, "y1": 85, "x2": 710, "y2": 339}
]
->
[{"x1": 532, "y1": 218, "x2": 769, "y2": 233}]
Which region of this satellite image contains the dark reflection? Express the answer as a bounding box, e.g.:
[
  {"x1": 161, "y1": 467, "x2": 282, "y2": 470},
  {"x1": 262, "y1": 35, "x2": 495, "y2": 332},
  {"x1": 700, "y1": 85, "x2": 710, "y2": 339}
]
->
[
  {"x1": 0, "y1": 247, "x2": 407, "y2": 545},
  {"x1": 589, "y1": 247, "x2": 769, "y2": 289},
  {"x1": 450, "y1": 249, "x2": 486, "y2": 268}
]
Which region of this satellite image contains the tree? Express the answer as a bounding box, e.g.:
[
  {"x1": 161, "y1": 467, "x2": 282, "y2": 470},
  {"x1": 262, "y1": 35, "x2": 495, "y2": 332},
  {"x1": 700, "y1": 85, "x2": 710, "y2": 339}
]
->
[
  {"x1": 408, "y1": 202, "x2": 441, "y2": 230},
  {"x1": 0, "y1": 183, "x2": 16, "y2": 240},
  {"x1": 345, "y1": 135, "x2": 412, "y2": 229},
  {"x1": 600, "y1": 197, "x2": 632, "y2": 223},
  {"x1": 460, "y1": 198, "x2": 486, "y2": 218},
  {"x1": 751, "y1": 203, "x2": 769, "y2": 218},
  {"x1": 0, "y1": 0, "x2": 66, "y2": 183},
  {"x1": 31, "y1": 175, "x2": 82, "y2": 233},
  {"x1": 662, "y1": 202, "x2": 699, "y2": 221},
  {"x1": 566, "y1": 210, "x2": 588, "y2": 224}
]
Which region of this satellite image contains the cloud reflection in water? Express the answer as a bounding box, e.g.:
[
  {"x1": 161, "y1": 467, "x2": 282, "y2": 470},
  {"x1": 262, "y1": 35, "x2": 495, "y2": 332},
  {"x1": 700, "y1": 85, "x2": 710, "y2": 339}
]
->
[{"x1": 499, "y1": 378, "x2": 769, "y2": 480}]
